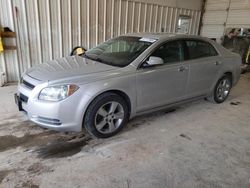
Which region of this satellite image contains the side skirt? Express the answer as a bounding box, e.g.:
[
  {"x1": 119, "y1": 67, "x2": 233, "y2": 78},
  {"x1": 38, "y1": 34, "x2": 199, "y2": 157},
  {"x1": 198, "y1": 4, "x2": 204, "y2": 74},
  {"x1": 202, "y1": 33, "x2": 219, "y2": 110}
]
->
[{"x1": 134, "y1": 95, "x2": 207, "y2": 117}]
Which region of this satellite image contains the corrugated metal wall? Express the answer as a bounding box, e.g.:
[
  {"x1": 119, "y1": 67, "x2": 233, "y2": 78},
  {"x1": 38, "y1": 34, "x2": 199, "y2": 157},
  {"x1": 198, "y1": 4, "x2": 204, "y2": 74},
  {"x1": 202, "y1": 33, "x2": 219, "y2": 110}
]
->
[
  {"x1": 201, "y1": 0, "x2": 250, "y2": 41},
  {"x1": 0, "y1": 0, "x2": 201, "y2": 82}
]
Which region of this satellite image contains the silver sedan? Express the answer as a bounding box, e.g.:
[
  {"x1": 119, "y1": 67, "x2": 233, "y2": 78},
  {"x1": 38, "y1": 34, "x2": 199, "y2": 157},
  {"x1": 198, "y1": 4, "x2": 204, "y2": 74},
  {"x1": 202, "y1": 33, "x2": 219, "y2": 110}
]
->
[{"x1": 15, "y1": 33, "x2": 241, "y2": 138}]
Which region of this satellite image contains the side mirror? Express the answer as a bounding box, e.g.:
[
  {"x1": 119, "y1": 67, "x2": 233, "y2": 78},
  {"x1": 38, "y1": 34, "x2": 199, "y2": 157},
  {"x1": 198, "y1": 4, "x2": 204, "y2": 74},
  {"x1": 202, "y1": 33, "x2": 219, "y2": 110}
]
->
[
  {"x1": 70, "y1": 46, "x2": 87, "y2": 56},
  {"x1": 146, "y1": 56, "x2": 164, "y2": 66}
]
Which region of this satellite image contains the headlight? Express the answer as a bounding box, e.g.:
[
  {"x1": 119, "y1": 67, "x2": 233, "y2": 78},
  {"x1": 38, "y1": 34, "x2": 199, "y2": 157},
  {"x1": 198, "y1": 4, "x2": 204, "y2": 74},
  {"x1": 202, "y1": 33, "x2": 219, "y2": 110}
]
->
[{"x1": 38, "y1": 85, "x2": 79, "y2": 101}]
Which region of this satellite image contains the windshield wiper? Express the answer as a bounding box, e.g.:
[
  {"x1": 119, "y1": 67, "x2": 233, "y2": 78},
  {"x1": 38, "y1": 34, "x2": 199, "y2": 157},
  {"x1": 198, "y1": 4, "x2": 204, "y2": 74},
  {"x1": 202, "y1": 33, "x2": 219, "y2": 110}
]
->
[
  {"x1": 83, "y1": 54, "x2": 109, "y2": 65},
  {"x1": 83, "y1": 54, "x2": 95, "y2": 61},
  {"x1": 95, "y1": 57, "x2": 110, "y2": 64}
]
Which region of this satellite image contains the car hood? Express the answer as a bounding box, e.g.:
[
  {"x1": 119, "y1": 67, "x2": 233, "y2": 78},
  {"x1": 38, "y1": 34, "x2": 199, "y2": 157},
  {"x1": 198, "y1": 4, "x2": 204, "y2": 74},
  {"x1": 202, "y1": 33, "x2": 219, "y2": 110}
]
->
[{"x1": 26, "y1": 56, "x2": 119, "y2": 81}]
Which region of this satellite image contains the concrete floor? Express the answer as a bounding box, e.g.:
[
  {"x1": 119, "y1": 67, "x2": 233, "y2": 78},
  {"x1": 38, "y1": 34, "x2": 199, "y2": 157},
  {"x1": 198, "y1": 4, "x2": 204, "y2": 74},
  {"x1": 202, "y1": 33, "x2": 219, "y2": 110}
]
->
[{"x1": 0, "y1": 74, "x2": 250, "y2": 188}]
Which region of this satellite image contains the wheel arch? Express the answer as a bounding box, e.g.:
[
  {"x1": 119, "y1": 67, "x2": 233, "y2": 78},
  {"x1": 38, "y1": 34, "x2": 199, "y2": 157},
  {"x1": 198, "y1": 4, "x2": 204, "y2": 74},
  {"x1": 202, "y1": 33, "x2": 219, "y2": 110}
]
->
[
  {"x1": 223, "y1": 71, "x2": 233, "y2": 83},
  {"x1": 105, "y1": 89, "x2": 132, "y2": 115},
  {"x1": 82, "y1": 89, "x2": 132, "y2": 128},
  {"x1": 210, "y1": 70, "x2": 233, "y2": 95}
]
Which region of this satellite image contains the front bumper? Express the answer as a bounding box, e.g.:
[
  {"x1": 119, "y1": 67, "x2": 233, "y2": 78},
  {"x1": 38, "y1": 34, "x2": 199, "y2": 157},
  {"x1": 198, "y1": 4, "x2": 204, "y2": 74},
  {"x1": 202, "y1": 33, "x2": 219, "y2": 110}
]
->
[
  {"x1": 14, "y1": 93, "x2": 24, "y2": 111},
  {"x1": 16, "y1": 75, "x2": 91, "y2": 132},
  {"x1": 15, "y1": 94, "x2": 83, "y2": 132}
]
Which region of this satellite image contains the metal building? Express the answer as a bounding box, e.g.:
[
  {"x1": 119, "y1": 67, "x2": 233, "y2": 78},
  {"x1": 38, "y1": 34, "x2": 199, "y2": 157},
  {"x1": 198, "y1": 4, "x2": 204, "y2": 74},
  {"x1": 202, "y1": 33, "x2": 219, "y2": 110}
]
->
[
  {"x1": 201, "y1": 0, "x2": 250, "y2": 41},
  {"x1": 0, "y1": 0, "x2": 202, "y2": 83}
]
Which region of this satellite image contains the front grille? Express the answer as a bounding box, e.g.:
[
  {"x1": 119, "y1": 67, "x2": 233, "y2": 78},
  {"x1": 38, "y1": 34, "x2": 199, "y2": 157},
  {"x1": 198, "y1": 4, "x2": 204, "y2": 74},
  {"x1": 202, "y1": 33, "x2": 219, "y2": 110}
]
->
[
  {"x1": 23, "y1": 79, "x2": 35, "y2": 89},
  {"x1": 20, "y1": 93, "x2": 28, "y2": 103}
]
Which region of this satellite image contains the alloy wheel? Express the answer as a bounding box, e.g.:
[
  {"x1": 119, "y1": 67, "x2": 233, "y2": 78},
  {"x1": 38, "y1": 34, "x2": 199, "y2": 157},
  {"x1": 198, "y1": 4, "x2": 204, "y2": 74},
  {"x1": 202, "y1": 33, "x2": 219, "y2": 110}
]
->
[
  {"x1": 94, "y1": 101, "x2": 125, "y2": 134},
  {"x1": 216, "y1": 78, "x2": 231, "y2": 101}
]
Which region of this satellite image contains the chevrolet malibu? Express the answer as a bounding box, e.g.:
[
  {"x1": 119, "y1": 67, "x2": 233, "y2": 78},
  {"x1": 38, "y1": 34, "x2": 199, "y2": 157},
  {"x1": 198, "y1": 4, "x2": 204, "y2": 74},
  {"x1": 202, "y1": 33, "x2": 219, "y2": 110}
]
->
[{"x1": 15, "y1": 33, "x2": 241, "y2": 138}]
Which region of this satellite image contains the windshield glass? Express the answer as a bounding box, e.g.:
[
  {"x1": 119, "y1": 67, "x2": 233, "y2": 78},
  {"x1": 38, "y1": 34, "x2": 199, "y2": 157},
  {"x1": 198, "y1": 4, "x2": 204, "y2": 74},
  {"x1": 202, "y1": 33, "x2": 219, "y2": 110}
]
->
[{"x1": 84, "y1": 36, "x2": 156, "y2": 67}]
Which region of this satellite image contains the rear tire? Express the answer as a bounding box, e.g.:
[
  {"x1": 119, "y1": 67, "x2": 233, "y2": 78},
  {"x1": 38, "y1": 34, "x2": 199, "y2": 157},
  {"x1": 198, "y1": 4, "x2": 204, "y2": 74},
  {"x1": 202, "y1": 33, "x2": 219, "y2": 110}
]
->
[
  {"x1": 84, "y1": 93, "x2": 129, "y2": 138},
  {"x1": 207, "y1": 75, "x2": 232, "y2": 103}
]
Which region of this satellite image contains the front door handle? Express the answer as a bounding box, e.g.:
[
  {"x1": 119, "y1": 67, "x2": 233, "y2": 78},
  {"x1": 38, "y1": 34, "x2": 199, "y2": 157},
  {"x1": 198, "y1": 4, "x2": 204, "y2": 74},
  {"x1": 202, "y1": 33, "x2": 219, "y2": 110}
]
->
[
  {"x1": 214, "y1": 61, "x2": 222, "y2": 65},
  {"x1": 178, "y1": 66, "x2": 188, "y2": 72}
]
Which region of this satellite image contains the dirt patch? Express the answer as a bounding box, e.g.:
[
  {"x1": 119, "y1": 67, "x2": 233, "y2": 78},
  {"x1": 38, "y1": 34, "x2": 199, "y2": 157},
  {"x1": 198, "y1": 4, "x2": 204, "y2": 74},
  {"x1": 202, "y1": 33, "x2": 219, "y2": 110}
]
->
[
  {"x1": 0, "y1": 131, "x2": 56, "y2": 152},
  {"x1": 0, "y1": 135, "x2": 33, "y2": 151},
  {"x1": 0, "y1": 130, "x2": 92, "y2": 158},
  {"x1": 180, "y1": 133, "x2": 192, "y2": 141},
  {"x1": 230, "y1": 101, "x2": 241, "y2": 105},
  {"x1": 19, "y1": 180, "x2": 39, "y2": 188},
  {"x1": 0, "y1": 170, "x2": 11, "y2": 184},
  {"x1": 130, "y1": 120, "x2": 147, "y2": 128},
  {"x1": 27, "y1": 162, "x2": 52, "y2": 175},
  {"x1": 27, "y1": 163, "x2": 44, "y2": 174},
  {"x1": 0, "y1": 115, "x2": 20, "y2": 122},
  {"x1": 126, "y1": 108, "x2": 177, "y2": 130},
  {"x1": 164, "y1": 108, "x2": 177, "y2": 114},
  {"x1": 36, "y1": 135, "x2": 91, "y2": 159}
]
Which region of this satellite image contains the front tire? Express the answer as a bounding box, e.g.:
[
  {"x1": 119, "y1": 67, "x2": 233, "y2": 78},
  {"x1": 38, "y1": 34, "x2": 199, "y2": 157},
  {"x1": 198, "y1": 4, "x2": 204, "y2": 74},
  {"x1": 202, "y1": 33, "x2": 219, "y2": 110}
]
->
[
  {"x1": 84, "y1": 93, "x2": 129, "y2": 138},
  {"x1": 207, "y1": 75, "x2": 232, "y2": 103}
]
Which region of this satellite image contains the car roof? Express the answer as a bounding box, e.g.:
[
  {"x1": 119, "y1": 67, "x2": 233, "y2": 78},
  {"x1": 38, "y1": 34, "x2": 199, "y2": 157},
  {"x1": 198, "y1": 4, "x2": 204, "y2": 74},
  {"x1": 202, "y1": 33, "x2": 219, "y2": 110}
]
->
[{"x1": 122, "y1": 32, "x2": 209, "y2": 41}]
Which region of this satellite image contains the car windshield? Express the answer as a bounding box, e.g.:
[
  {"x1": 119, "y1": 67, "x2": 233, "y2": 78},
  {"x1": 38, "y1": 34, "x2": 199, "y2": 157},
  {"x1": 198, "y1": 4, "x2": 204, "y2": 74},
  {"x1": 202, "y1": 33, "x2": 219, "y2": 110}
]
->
[{"x1": 84, "y1": 36, "x2": 156, "y2": 67}]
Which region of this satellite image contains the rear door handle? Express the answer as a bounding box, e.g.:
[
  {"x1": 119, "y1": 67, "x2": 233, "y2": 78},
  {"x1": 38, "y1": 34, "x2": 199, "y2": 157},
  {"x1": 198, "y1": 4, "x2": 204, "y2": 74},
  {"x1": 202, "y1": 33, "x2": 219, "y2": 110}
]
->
[
  {"x1": 214, "y1": 61, "x2": 222, "y2": 65},
  {"x1": 178, "y1": 66, "x2": 188, "y2": 72}
]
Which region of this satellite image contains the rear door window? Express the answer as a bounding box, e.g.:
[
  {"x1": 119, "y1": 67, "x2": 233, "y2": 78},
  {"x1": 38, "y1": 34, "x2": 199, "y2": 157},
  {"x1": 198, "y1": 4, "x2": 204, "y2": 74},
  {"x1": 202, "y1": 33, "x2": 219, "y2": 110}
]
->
[{"x1": 185, "y1": 40, "x2": 218, "y2": 60}]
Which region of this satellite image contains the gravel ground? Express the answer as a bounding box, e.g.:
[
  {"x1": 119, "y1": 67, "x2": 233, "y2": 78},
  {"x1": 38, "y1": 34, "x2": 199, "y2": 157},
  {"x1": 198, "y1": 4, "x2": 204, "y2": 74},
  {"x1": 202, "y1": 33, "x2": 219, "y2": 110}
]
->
[{"x1": 0, "y1": 73, "x2": 250, "y2": 188}]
